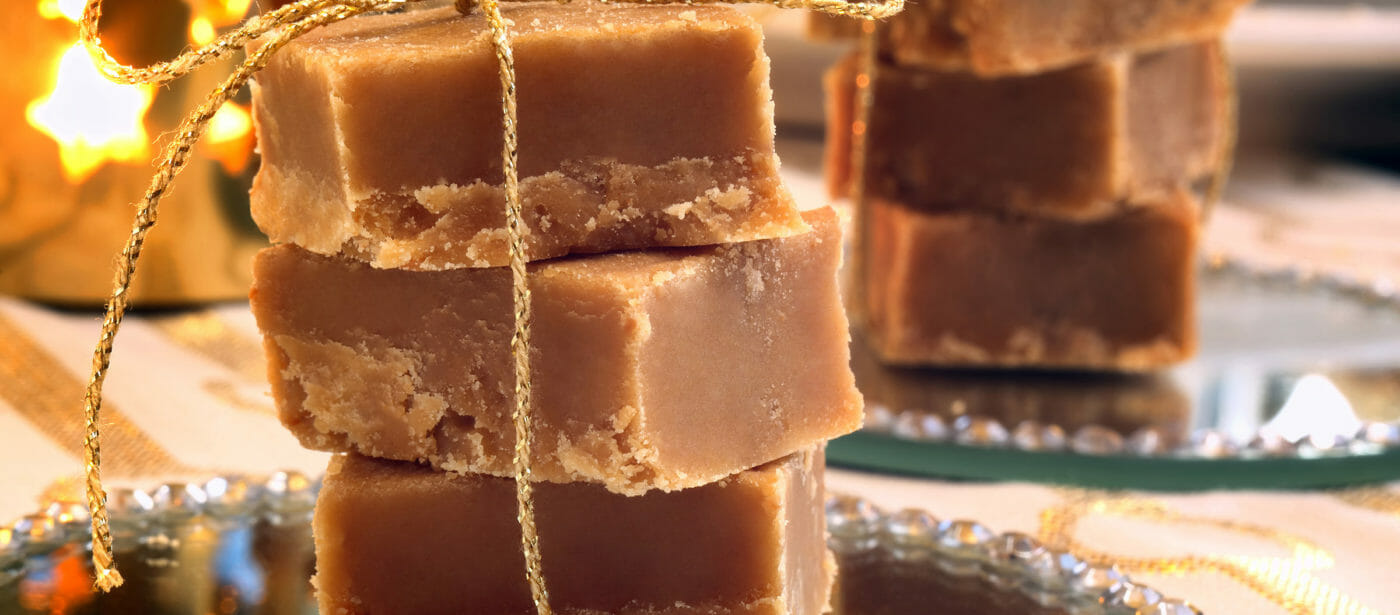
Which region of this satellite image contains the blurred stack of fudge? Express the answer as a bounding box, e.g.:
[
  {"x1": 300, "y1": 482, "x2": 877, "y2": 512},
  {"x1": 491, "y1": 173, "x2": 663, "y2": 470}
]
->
[
  {"x1": 818, "y1": 0, "x2": 1250, "y2": 370},
  {"x1": 247, "y1": 3, "x2": 863, "y2": 613}
]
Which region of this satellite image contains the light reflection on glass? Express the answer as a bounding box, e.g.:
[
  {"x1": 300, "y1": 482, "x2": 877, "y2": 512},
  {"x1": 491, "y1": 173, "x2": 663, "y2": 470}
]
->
[
  {"x1": 1263, "y1": 373, "x2": 1364, "y2": 444},
  {"x1": 1, "y1": 514, "x2": 314, "y2": 615}
]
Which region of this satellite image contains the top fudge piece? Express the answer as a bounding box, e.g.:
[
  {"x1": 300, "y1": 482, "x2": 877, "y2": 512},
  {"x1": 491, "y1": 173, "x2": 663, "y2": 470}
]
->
[
  {"x1": 811, "y1": 0, "x2": 1250, "y2": 76},
  {"x1": 252, "y1": 3, "x2": 807, "y2": 270}
]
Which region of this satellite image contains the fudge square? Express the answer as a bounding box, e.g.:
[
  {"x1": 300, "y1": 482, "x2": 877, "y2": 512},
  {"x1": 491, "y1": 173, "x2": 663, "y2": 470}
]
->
[
  {"x1": 250, "y1": 208, "x2": 860, "y2": 495},
  {"x1": 861, "y1": 194, "x2": 1199, "y2": 370},
  {"x1": 314, "y1": 449, "x2": 833, "y2": 615},
  {"x1": 251, "y1": 2, "x2": 808, "y2": 270},
  {"x1": 825, "y1": 42, "x2": 1228, "y2": 219},
  {"x1": 810, "y1": 0, "x2": 1250, "y2": 76}
]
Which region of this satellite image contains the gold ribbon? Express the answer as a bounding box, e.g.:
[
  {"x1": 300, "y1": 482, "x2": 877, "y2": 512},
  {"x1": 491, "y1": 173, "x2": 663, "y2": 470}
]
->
[
  {"x1": 1039, "y1": 491, "x2": 1383, "y2": 615},
  {"x1": 75, "y1": 0, "x2": 903, "y2": 608}
]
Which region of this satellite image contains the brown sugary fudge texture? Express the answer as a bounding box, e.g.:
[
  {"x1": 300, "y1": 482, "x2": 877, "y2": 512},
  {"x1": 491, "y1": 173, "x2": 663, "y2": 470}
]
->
[
  {"x1": 314, "y1": 450, "x2": 833, "y2": 615},
  {"x1": 861, "y1": 195, "x2": 1198, "y2": 370},
  {"x1": 251, "y1": 3, "x2": 808, "y2": 270},
  {"x1": 809, "y1": 0, "x2": 1250, "y2": 76},
  {"x1": 825, "y1": 42, "x2": 1227, "y2": 219},
  {"x1": 251, "y1": 208, "x2": 860, "y2": 495},
  {"x1": 850, "y1": 334, "x2": 1191, "y2": 444}
]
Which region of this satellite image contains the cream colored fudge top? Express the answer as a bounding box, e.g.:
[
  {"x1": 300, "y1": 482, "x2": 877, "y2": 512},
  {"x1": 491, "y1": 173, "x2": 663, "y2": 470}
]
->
[{"x1": 252, "y1": 2, "x2": 808, "y2": 269}]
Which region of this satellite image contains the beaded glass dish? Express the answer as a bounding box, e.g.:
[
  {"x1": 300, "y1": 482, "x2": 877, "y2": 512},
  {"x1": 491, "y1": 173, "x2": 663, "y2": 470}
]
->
[{"x1": 0, "y1": 473, "x2": 1201, "y2": 614}]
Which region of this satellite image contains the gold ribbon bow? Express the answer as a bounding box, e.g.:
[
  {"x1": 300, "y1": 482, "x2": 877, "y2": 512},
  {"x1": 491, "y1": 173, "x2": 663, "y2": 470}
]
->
[{"x1": 75, "y1": 0, "x2": 903, "y2": 611}]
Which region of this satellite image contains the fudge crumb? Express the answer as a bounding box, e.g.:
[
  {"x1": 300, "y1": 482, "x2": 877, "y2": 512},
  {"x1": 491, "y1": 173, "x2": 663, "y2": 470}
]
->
[{"x1": 664, "y1": 202, "x2": 693, "y2": 220}]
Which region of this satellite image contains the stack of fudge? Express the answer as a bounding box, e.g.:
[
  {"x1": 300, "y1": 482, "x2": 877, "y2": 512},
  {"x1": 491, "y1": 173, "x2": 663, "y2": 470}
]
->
[
  {"x1": 820, "y1": 0, "x2": 1249, "y2": 370},
  {"x1": 247, "y1": 4, "x2": 863, "y2": 614}
]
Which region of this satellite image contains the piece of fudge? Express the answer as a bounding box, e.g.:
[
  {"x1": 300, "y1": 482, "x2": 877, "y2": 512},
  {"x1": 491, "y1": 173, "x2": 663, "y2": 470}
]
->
[
  {"x1": 251, "y1": 208, "x2": 860, "y2": 495},
  {"x1": 251, "y1": 2, "x2": 808, "y2": 270},
  {"x1": 314, "y1": 450, "x2": 833, "y2": 615},
  {"x1": 825, "y1": 42, "x2": 1227, "y2": 219},
  {"x1": 861, "y1": 195, "x2": 1198, "y2": 370},
  {"x1": 809, "y1": 0, "x2": 1250, "y2": 76}
]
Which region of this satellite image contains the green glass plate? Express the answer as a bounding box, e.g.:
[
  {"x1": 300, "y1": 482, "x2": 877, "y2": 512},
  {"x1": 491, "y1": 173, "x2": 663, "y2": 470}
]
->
[{"x1": 831, "y1": 258, "x2": 1400, "y2": 490}]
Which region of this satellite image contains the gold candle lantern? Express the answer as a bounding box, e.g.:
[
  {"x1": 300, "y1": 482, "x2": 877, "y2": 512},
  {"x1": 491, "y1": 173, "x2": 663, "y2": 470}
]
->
[{"x1": 1, "y1": 0, "x2": 264, "y2": 306}]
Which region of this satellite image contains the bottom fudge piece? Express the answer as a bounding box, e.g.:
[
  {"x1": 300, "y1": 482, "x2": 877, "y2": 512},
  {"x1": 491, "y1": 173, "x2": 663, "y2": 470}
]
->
[
  {"x1": 861, "y1": 194, "x2": 1198, "y2": 370},
  {"x1": 314, "y1": 449, "x2": 833, "y2": 615},
  {"x1": 251, "y1": 207, "x2": 860, "y2": 496}
]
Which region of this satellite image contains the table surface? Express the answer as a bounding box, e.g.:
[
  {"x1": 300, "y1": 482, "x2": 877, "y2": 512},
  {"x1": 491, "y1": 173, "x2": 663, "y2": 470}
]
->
[{"x1": 2, "y1": 156, "x2": 1399, "y2": 614}]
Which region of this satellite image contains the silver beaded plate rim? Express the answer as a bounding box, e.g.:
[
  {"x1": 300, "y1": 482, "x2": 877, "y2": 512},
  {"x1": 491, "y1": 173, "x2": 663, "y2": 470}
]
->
[
  {"x1": 826, "y1": 492, "x2": 1203, "y2": 614},
  {"x1": 0, "y1": 473, "x2": 1202, "y2": 614},
  {"x1": 860, "y1": 254, "x2": 1400, "y2": 460}
]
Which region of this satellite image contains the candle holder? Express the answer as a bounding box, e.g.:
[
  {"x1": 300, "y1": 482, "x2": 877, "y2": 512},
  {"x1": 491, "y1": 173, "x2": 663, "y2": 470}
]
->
[{"x1": 0, "y1": 0, "x2": 263, "y2": 306}]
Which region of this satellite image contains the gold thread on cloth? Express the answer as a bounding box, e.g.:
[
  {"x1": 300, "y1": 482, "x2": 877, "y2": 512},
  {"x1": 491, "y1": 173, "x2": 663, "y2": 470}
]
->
[
  {"x1": 150, "y1": 312, "x2": 270, "y2": 385},
  {"x1": 1333, "y1": 487, "x2": 1400, "y2": 519},
  {"x1": 1038, "y1": 490, "x2": 1383, "y2": 615},
  {"x1": 200, "y1": 380, "x2": 278, "y2": 416},
  {"x1": 0, "y1": 311, "x2": 201, "y2": 477},
  {"x1": 151, "y1": 312, "x2": 279, "y2": 417},
  {"x1": 75, "y1": 0, "x2": 903, "y2": 604}
]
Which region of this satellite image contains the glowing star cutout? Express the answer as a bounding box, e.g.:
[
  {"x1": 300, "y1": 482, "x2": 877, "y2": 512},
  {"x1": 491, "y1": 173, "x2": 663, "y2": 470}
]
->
[{"x1": 26, "y1": 43, "x2": 156, "y2": 183}]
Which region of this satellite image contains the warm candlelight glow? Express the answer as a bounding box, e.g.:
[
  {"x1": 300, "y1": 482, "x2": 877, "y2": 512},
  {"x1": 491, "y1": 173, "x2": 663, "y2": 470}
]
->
[
  {"x1": 190, "y1": 16, "x2": 217, "y2": 45},
  {"x1": 204, "y1": 102, "x2": 256, "y2": 174},
  {"x1": 192, "y1": 0, "x2": 254, "y2": 27},
  {"x1": 36, "y1": 0, "x2": 83, "y2": 21},
  {"x1": 3, "y1": 0, "x2": 265, "y2": 304},
  {"x1": 29, "y1": 0, "x2": 258, "y2": 183},
  {"x1": 191, "y1": 1, "x2": 255, "y2": 45},
  {"x1": 25, "y1": 43, "x2": 155, "y2": 183}
]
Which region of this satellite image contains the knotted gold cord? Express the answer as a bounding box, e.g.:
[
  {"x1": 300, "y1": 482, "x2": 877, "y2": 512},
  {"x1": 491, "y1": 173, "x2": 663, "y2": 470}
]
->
[
  {"x1": 474, "y1": 0, "x2": 554, "y2": 610},
  {"x1": 76, "y1": 0, "x2": 902, "y2": 608},
  {"x1": 76, "y1": 0, "x2": 416, "y2": 592}
]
